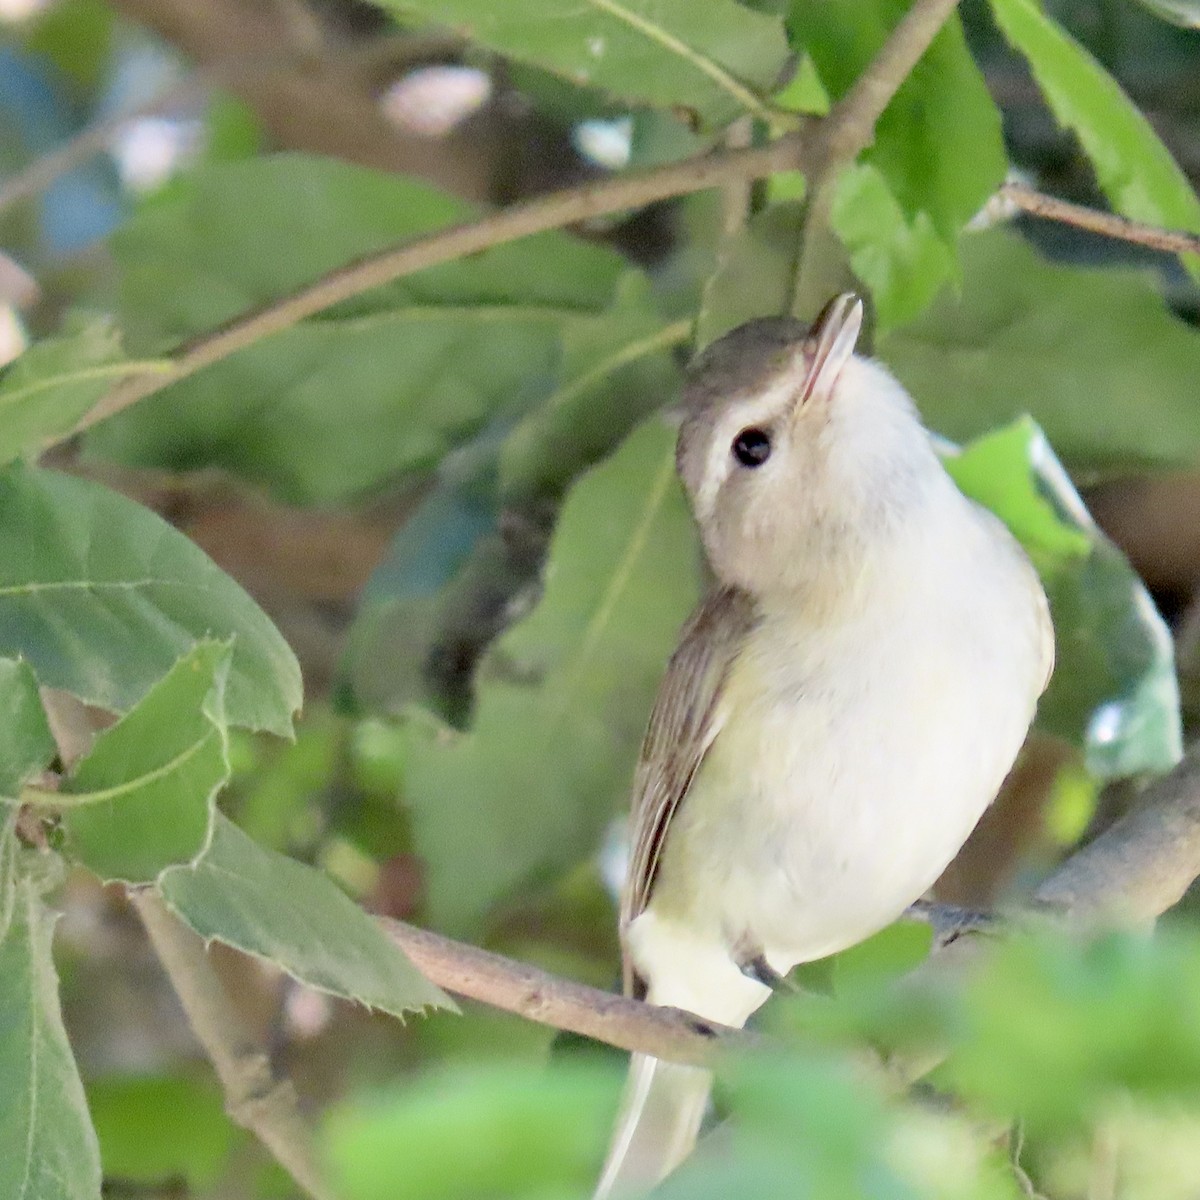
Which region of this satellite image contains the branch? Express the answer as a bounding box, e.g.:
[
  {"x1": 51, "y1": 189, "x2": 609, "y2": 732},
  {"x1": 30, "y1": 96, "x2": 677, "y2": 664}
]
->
[
  {"x1": 999, "y1": 181, "x2": 1200, "y2": 259},
  {"x1": 373, "y1": 744, "x2": 1200, "y2": 1068},
  {"x1": 821, "y1": 0, "x2": 963, "y2": 165},
  {"x1": 380, "y1": 918, "x2": 758, "y2": 1068},
  {"x1": 75, "y1": 0, "x2": 964, "y2": 441},
  {"x1": 791, "y1": 0, "x2": 963, "y2": 314},
  {"x1": 1033, "y1": 742, "x2": 1200, "y2": 922},
  {"x1": 129, "y1": 891, "x2": 334, "y2": 1200},
  {"x1": 68, "y1": 131, "x2": 812, "y2": 439}
]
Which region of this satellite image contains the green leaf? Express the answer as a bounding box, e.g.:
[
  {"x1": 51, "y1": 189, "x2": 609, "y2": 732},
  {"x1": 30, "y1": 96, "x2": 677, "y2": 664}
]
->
[
  {"x1": 88, "y1": 155, "x2": 641, "y2": 504},
  {"x1": 0, "y1": 877, "x2": 102, "y2": 1200},
  {"x1": 881, "y1": 229, "x2": 1200, "y2": 472},
  {"x1": 0, "y1": 658, "x2": 56, "y2": 799},
  {"x1": 0, "y1": 463, "x2": 301, "y2": 735},
  {"x1": 0, "y1": 316, "x2": 169, "y2": 465},
  {"x1": 404, "y1": 418, "x2": 699, "y2": 933},
  {"x1": 499, "y1": 280, "x2": 688, "y2": 506},
  {"x1": 377, "y1": 0, "x2": 791, "y2": 128},
  {"x1": 348, "y1": 280, "x2": 684, "y2": 719},
  {"x1": 159, "y1": 814, "x2": 450, "y2": 1017},
  {"x1": 87, "y1": 1074, "x2": 239, "y2": 1191},
  {"x1": 989, "y1": 0, "x2": 1200, "y2": 279},
  {"x1": 59, "y1": 643, "x2": 231, "y2": 884},
  {"x1": 945, "y1": 419, "x2": 1181, "y2": 778},
  {"x1": 791, "y1": 0, "x2": 1006, "y2": 236},
  {"x1": 949, "y1": 930, "x2": 1200, "y2": 1129},
  {"x1": 830, "y1": 164, "x2": 957, "y2": 332},
  {"x1": 696, "y1": 202, "x2": 803, "y2": 348},
  {"x1": 322, "y1": 1061, "x2": 620, "y2": 1200}
]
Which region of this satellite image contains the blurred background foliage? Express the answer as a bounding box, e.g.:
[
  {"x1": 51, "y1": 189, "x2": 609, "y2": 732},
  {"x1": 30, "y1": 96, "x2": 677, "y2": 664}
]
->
[{"x1": 3, "y1": 0, "x2": 1200, "y2": 1196}]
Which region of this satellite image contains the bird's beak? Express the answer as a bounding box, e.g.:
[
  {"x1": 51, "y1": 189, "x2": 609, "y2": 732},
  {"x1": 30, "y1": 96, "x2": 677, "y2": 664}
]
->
[{"x1": 795, "y1": 293, "x2": 863, "y2": 409}]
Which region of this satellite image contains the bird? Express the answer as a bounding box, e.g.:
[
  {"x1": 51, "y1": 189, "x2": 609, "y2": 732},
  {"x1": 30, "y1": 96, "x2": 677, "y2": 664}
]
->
[{"x1": 594, "y1": 295, "x2": 1053, "y2": 1197}]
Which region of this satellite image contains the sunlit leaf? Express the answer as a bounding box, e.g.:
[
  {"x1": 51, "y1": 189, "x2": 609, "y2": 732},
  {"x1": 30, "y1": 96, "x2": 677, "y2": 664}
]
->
[
  {"x1": 789, "y1": 0, "x2": 1006, "y2": 322},
  {"x1": 159, "y1": 814, "x2": 451, "y2": 1017},
  {"x1": 60, "y1": 642, "x2": 231, "y2": 884},
  {"x1": 830, "y1": 164, "x2": 956, "y2": 331},
  {"x1": 946, "y1": 419, "x2": 1181, "y2": 778},
  {"x1": 0, "y1": 464, "x2": 301, "y2": 735},
  {"x1": 989, "y1": 0, "x2": 1200, "y2": 279},
  {"x1": 87, "y1": 1074, "x2": 239, "y2": 1191},
  {"x1": 948, "y1": 930, "x2": 1200, "y2": 1129}
]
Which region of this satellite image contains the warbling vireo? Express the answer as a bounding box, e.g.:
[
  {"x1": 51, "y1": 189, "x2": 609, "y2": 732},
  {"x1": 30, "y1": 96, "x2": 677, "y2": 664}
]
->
[{"x1": 595, "y1": 295, "x2": 1053, "y2": 1197}]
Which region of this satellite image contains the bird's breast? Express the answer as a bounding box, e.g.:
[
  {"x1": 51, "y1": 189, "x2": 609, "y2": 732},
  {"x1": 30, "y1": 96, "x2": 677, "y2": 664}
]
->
[{"x1": 648, "y1": 506, "x2": 1047, "y2": 968}]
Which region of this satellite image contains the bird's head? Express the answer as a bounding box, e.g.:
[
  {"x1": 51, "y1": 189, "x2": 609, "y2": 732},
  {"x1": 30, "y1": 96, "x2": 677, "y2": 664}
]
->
[{"x1": 677, "y1": 296, "x2": 940, "y2": 598}]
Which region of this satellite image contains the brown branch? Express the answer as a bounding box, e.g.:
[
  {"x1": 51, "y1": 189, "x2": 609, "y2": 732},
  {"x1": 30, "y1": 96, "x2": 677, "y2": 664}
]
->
[
  {"x1": 1000, "y1": 181, "x2": 1200, "y2": 259},
  {"x1": 66, "y1": 130, "x2": 813, "y2": 440},
  {"x1": 792, "y1": 0, "x2": 963, "y2": 315},
  {"x1": 380, "y1": 918, "x2": 758, "y2": 1068},
  {"x1": 129, "y1": 891, "x2": 334, "y2": 1200},
  {"x1": 373, "y1": 745, "x2": 1200, "y2": 1069},
  {"x1": 72, "y1": 0, "x2": 964, "y2": 441},
  {"x1": 822, "y1": 0, "x2": 963, "y2": 165},
  {"x1": 1033, "y1": 742, "x2": 1200, "y2": 923}
]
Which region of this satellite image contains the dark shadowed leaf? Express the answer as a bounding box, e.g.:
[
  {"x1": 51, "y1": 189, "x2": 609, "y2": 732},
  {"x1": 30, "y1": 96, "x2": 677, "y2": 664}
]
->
[
  {"x1": 347, "y1": 281, "x2": 685, "y2": 719},
  {"x1": 0, "y1": 876, "x2": 102, "y2": 1200},
  {"x1": 159, "y1": 814, "x2": 450, "y2": 1017},
  {"x1": 499, "y1": 282, "x2": 688, "y2": 507},
  {"x1": 402, "y1": 418, "x2": 699, "y2": 933},
  {"x1": 374, "y1": 0, "x2": 791, "y2": 128},
  {"x1": 60, "y1": 642, "x2": 231, "y2": 884},
  {"x1": 0, "y1": 464, "x2": 301, "y2": 735},
  {"x1": 696, "y1": 202, "x2": 802, "y2": 347}
]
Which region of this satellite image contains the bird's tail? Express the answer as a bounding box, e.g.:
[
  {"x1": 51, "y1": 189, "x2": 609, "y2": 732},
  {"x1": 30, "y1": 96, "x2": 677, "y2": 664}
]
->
[{"x1": 593, "y1": 1052, "x2": 712, "y2": 1199}]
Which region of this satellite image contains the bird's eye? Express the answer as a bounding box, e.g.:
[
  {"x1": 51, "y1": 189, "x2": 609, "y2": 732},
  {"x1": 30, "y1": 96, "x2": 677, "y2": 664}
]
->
[{"x1": 732, "y1": 427, "x2": 771, "y2": 468}]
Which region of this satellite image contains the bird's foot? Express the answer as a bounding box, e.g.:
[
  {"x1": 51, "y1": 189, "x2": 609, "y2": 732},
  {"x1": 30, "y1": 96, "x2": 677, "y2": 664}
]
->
[
  {"x1": 737, "y1": 951, "x2": 798, "y2": 993},
  {"x1": 904, "y1": 899, "x2": 1000, "y2": 947}
]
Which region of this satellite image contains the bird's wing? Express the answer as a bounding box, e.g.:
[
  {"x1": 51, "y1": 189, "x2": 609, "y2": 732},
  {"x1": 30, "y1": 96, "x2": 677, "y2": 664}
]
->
[{"x1": 621, "y1": 585, "x2": 756, "y2": 995}]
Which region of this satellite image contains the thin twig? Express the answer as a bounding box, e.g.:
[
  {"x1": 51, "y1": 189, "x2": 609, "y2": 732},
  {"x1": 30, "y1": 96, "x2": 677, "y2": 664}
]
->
[
  {"x1": 1000, "y1": 181, "x2": 1200, "y2": 259},
  {"x1": 821, "y1": 0, "x2": 964, "y2": 164},
  {"x1": 129, "y1": 891, "x2": 334, "y2": 1200},
  {"x1": 65, "y1": 130, "x2": 813, "y2": 440}
]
